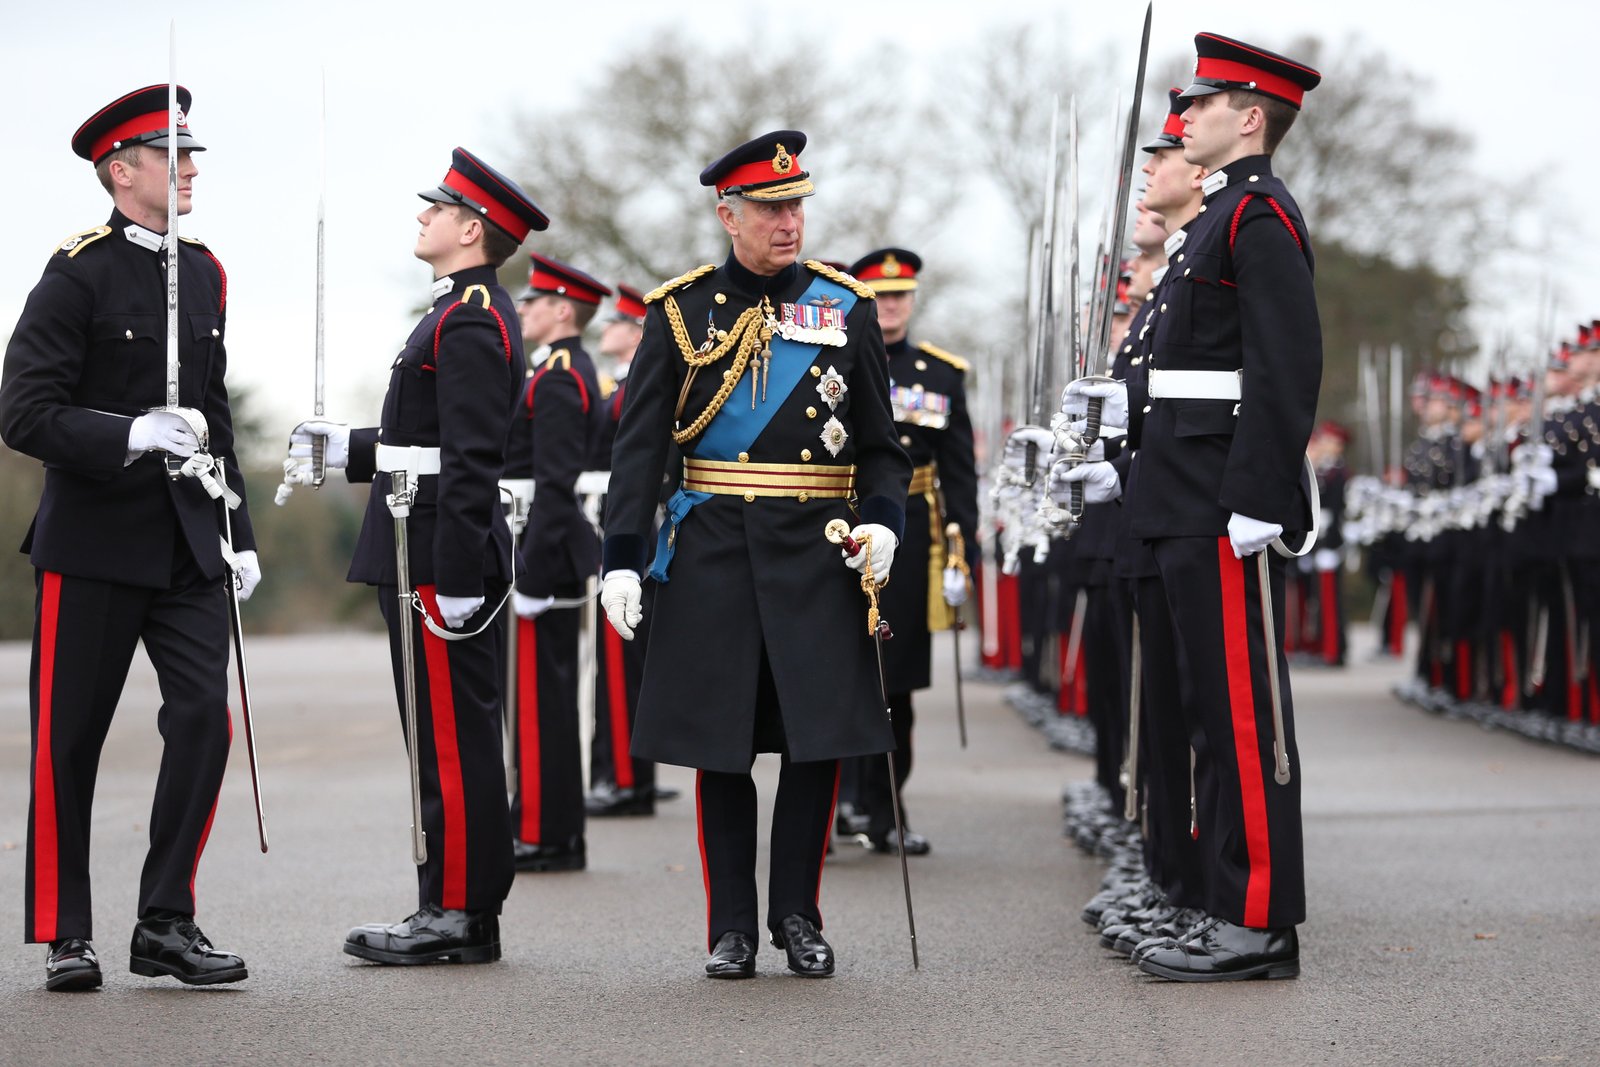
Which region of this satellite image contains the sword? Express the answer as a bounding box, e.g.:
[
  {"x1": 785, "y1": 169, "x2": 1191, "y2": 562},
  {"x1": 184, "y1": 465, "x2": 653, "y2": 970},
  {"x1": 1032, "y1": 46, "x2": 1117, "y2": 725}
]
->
[
  {"x1": 311, "y1": 69, "x2": 328, "y2": 488},
  {"x1": 1062, "y1": 587, "x2": 1088, "y2": 685},
  {"x1": 502, "y1": 483, "x2": 532, "y2": 794},
  {"x1": 388, "y1": 470, "x2": 428, "y2": 865},
  {"x1": 825, "y1": 518, "x2": 918, "y2": 970},
  {"x1": 1122, "y1": 608, "x2": 1141, "y2": 822},
  {"x1": 1256, "y1": 552, "x2": 1292, "y2": 785},
  {"x1": 217, "y1": 461, "x2": 268, "y2": 853},
  {"x1": 161, "y1": 21, "x2": 185, "y2": 480},
  {"x1": 944, "y1": 522, "x2": 970, "y2": 749}
]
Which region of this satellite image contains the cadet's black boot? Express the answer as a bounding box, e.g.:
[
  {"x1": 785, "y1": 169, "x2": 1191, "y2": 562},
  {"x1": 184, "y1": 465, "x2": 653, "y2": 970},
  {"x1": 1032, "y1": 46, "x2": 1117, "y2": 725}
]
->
[
  {"x1": 46, "y1": 938, "x2": 102, "y2": 991},
  {"x1": 704, "y1": 931, "x2": 757, "y2": 979},
  {"x1": 770, "y1": 915, "x2": 834, "y2": 978},
  {"x1": 584, "y1": 783, "x2": 655, "y2": 817},
  {"x1": 513, "y1": 835, "x2": 587, "y2": 872},
  {"x1": 866, "y1": 826, "x2": 931, "y2": 856},
  {"x1": 129, "y1": 913, "x2": 248, "y2": 985},
  {"x1": 343, "y1": 903, "x2": 500, "y2": 965},
  {"x1": 1137, "y1": 917, "x2": 1298, "y2": 982}
]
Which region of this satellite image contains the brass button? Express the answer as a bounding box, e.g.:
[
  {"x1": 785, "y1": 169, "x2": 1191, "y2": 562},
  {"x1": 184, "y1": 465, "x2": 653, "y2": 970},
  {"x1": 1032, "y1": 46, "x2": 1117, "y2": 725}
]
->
[
  {"x1": 810, "y1": 366, "x2": 822, "y2": 378},
  {"x1": 797, "y1": 491, "x2": 809, "y2": 503},
  {"x1": 743, "y1": 491, "x2": 755, "y2": 502},
  {"x1": 1160, "y1": 303, "x2": 1168, "y2": 312},
  {"x1": 1248, "y1": 174, "x2": 1260, "y2": 182},
  {"x1": 915, "y1": 359, "x2": 927, "y2": 370},
  {"x1": 1198, "y1": 204, "x2": 1207, "y2": 212},
  {"x1": 211, "y1": 328, "x2": 220, "y2": 338},
  {"x1": 716, "y1": 330, "x2": 728, "y2": 341},
  {"x1": 900, "y1": 435, "x2": 913, "y2": 446},
  {"x1": 806, "y1": 406, "x2": 817, "y2": 418},
  {"x1": 738, "y1": 451, "x2": 749, "y2": 463},
  {"x1": 724, "y1": 370, "x2": 735, "y2": 382},
  {"x1": 801, "y1": 449, "x2": 812, "y2": 461},
  {"x1": 714, "y1": 293, "x2": 727, "y2": 304},
  {"x1": 1177, "y1": 253, "x2": 1184, "y2": 262},
  {"x1": 124, "y1": 329, "x2": 133, "y2": 341},
  {"x1": 1143, "y1": 405, "x2": 1152, "y2": 413},
  {"x1": 1184, "y1": 269, "x2": 1191, "y2": 276}
]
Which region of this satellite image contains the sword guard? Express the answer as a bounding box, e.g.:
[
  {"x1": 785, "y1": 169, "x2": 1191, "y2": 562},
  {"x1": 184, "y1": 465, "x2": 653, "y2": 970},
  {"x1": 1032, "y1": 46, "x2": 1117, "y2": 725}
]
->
[{"x1": 876, "y1": 618, "x2": 893, "y2": 641}]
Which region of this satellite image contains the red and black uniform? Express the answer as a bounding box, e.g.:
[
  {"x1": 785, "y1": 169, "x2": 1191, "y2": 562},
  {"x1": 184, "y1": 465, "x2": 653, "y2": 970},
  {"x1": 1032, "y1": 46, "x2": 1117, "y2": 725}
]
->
[
  {"x1": 1, "y1": 213, "x2": 252, "y2": 943},
  {"x1": 508, "y1": 338, "x2": 605, "y2": 851},
  {"x1": 345, "y1": 265, "x2": 520, "y2": 913}
]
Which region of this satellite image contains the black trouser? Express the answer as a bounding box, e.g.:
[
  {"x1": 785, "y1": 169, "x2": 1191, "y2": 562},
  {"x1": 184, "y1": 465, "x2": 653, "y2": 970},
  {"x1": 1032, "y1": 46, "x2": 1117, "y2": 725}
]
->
[
  {"x1": 589, "y1": 589, "x2": 655, "y2": 795},
  {"x1": 1143, "y1": 537, "x2": 1306, "y2": 929},
  {"x1": 25, "y1": 558, "x2": 231, "y2": 943},
  {"x1": 508, "y1": 590, "x2": 585, "y2": 846},
  {"x1": 696, "y1": 755, "x2": 840, "y2": 950},
  {"x1": 380, "y1": 584, "x2": 513, "y2": 912},
  {"x1": 860, "y1": 693, "x2": 914, "y2": 838},
  {"x1": 1085, "y1": 578, "x2": 1128, "y2": 810}
]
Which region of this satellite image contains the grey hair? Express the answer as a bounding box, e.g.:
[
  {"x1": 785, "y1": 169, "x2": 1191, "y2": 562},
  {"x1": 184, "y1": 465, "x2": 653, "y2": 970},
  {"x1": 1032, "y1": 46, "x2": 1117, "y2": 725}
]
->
[{"x1": 718, "y1": 194, "x2": 747, "y2": 220}]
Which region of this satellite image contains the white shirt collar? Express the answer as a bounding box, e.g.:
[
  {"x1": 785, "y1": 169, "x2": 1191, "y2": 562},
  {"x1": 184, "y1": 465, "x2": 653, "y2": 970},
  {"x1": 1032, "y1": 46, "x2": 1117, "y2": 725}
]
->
[
  {"x1": 1163, "y1": 230, "x2": 1187, "y2": 257},
  {"x1": 430, "y1": 276, "x2": 455, "y2": 300},
  {"x1": 1200, "y1": 171, "x2": 1230, "y2": 197},
  {"x1": 123, "y1": 223, "x2": 169, "y2": 252}
]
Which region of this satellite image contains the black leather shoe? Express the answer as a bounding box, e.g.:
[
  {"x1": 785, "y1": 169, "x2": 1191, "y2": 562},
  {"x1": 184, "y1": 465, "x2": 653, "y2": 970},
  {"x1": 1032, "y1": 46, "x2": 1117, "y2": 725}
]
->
[
  {"x1": 770, "y1": 914, "x2": 834, "y2": 977},
  {"x1": 585, "y1": 783, "x2": 655, "y2": 817},
  {"x1": 834, "y1": 801, "x2": 870, "y2": 836},
  {"x1": 129, "y1": 915, "x2": 248, "y2": 985},
  {"x1": 1111, "y1": 906, "x2": 1208, "y2": 957},
  {"x1": 866, "y1": 827, "x2": 931, "y2": 855},
  {"x1": 653, "y1": 785, "x2": 681, "y2": 802},
  {"x1": 1137, "y1": 918, "x2": 1298, "y2": 981},
  {"x1": 46, "y1": 938, "x2": 101, "y2": 991},
  {"x1": 513, "y1": 836, "x2": 586, "y2": 872},
  {"x1": 344, "y1": 903, "x2": 500, "y2": 965},
  {"x1": 705, "y1": 931, "x2": 757, "y2": 979}
]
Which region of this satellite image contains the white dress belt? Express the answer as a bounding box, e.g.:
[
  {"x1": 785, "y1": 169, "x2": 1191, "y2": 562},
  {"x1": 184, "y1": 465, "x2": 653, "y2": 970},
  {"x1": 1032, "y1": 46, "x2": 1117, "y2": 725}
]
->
[
  {"x1": 373, "y1": 443, "x2": 442, "y2": 476},
  {"x1": 1147, "y1": 369, "x2": 1242, "y2": 401}
]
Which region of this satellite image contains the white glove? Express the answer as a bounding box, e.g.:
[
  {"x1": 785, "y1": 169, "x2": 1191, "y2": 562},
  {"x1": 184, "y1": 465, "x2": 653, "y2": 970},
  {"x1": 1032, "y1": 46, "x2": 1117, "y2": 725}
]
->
[
  {"x1": 1588, "y1": 465, "x2": 1600, "y2": 492},
  {"x1": 434, "y1": 594, "x2": 484, "y2": 629},
  {"x1": 942, "y1": 566, "x2": 968, "y2": 607},
  {"x1": 1227, "y1": 512, "x2": 1284, "y2": 558},
  {"x1": 842, "y1": 524, "x2": 898, "y2": 584},
  {"x1": 1048, "y1": 411, "x2": 1108, "y2": 459},
  {"x1": 513, "y1": 592, "x2": 555, "y2": 619},
  {"x1": 127, "y1": 410, "x2": 199, "y2": 461},
  {"x1": 1313, "y1": 548, "x2": 1340, "y2": 571},
  {"x1": 1056, "y1": 460, "x2": 1122, "y2": 503},
  {"x1": 1521, "y1": 464, "x2": 1558, "y2": 500},
  {"x1": 601, "y1": 569, "x2": 644, "y2": 640},
  {"x1": 286, "y1": 419, "x2": 350, "y2": 474},
  {"x1": 233, "y1": 550, "x2": 261, "y2": 602},
  {"x1": 1060, "y1": 378, "x2": 1129, "y2": 432}
]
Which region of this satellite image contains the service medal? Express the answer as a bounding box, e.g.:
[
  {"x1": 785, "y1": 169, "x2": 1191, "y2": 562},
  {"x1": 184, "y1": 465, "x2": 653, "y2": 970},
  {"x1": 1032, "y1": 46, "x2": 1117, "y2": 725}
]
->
[
  {"x1": 816, "y1": 365, "x2": 848, "y2": 410},
  {"x1": 820, "y1": 416, "x2": 849, "y2": 457},
  {"x1": 778, "y1": 302, "x2": 847, "y2": 347}
]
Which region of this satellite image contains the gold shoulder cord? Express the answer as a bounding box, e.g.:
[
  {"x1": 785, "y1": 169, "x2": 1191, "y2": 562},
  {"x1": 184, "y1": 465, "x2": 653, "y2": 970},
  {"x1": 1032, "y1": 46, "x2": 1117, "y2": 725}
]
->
[{"x1": 667, "y1": 294, "x2": 774, "y2": 444}]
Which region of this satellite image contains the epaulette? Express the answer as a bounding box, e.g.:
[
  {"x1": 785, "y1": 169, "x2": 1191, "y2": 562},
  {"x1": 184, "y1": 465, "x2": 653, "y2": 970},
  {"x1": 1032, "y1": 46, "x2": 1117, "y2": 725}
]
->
[
  {"x1": 57, "y1": 225, "x2": 111, "y2": 258},
  {"x1": 459, "y1": 284, "x2": 492, "y2": 309},
  {"x1": 178, "y1": 235, "x2": 210, "y2": 250},
  {"x1": 599, "y1": 372, "x2": 619, "y2": 400},
  {"x1": 543, "y1": 348, "x2": 572, "y2": 371},
  {"x1": 804, "y1": 259, "x2": 875, "y2": 300},
  {"x1": 645, "y1": 264, "x2": 717, "y2": 304},
  {"x1": 917, "y1": 341, "x2": 970, "y2": 373}
]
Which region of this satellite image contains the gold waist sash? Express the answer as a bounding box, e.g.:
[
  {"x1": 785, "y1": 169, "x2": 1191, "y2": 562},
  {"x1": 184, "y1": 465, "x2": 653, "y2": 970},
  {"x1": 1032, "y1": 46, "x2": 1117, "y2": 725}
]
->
[{"x1": 682, "y1": 458, "x2": 855, "y2": 500}]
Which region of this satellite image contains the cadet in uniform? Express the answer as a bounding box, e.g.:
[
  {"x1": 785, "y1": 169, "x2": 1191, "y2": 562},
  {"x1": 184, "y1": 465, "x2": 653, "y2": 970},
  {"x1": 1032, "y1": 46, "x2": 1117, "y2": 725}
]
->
[
  {"x1": 599, "y1": 131, "x2": 911, "y2": 978},
  {"x1": 283, "y1": 148, "x2": 548, "y2": 964},
  {"x1": 2, "y1": 84, "x2": 255, "y2": 991},
  {"x1": 1064, "y1": 34, "x2": 1323, "y2": 981},
  {"x1": 507, "y1": 254, "x2": 611, "y2": 869},
  {"x1": 843, "y1": 247, "x2": 978, "y2": 855}
]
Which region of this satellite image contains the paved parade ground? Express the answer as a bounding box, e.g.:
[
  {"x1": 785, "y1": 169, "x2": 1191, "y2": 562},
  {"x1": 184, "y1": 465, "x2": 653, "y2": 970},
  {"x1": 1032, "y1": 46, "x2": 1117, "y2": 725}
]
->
[{"x1": 0, "y1": 628, "x2": 1596, "y2": 1066}]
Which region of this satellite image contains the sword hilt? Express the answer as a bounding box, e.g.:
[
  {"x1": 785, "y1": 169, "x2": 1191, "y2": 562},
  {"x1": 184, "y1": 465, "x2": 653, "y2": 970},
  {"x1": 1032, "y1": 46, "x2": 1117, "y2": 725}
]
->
[{"x1": 311, "y1": 434, "x2": 327, "y2": 489}]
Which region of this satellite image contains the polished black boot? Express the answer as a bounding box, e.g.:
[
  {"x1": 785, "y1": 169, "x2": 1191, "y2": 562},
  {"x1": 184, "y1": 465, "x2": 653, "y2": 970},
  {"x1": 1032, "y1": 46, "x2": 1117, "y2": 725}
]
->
[
  {"x1": 585, "y1": 783, "x2": 655, "y2": 817},
  {"x1": 770, "y1": 915, "x2": 834, "y2": 978},
  {"x1": 343, "y1": 903, "x2": 501, "y2": 965},
  {"x1": 865, "y1": 827, "x2": 931, "y2": 856},
  {"x1": 129, "y1": 914, "x2": 248, "y2": 985},
  {"x1": 834, "y1": 801, "x2": 869, "y2": 836},
  {"x1": 513, "y1": 835, "x2": 586, "y2": 872},
  {"x1": 1137, "y1": 917, "x2": 1299, "y2": 981},
  {"x1": 45, "y1": 938, "x2": 101, "y2": 992},
  {"x1": 704, "y1": 931, "x2": 757, "y2": 979}
]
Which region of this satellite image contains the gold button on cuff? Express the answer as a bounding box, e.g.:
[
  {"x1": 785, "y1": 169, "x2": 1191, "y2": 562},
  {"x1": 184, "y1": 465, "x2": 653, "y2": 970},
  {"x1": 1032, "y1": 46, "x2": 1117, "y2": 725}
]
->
[
  {"x1": 806, "y1": 406, "x2": 817, "y2": 418},
  {"x1": 797, "y1": 491, "x2": 810, "y2": 502},
  {"x1": 743, "y1": 491, "x2": 755, "y2": 502},
  {"x1": 801, "y1": 449, "x2": 812, "y2": 461},
  {"x1": 738, "y1": 451, "x2": 750, "y2": 463},
  {"x1": 810, "y1": 366, "x2": 822, "y2": 378},
  {"x1": 714, "y1": 293, "x2": 727, "y2": 304}
]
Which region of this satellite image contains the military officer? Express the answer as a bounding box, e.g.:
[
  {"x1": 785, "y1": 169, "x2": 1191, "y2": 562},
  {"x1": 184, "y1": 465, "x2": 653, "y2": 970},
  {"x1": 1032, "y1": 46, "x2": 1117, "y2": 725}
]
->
[
  {"x1": 283, "y1": 148, "x2": 548, "y2": 964},
  {"x1": 841, "y1": 247, "x2": 978, "y2": 856},
  {"x1": 600, "y1": 130, "x2": 911, "y2": 978},
  {"x1": 1063, "y1": 33, "x2": 1323, "y2": 980},
  {"x1": 1, "y1": 84, "x2": 256, "y2": 991},
  {"x1": 506, "y1": 254, "x2": 611, "y2": 868}
]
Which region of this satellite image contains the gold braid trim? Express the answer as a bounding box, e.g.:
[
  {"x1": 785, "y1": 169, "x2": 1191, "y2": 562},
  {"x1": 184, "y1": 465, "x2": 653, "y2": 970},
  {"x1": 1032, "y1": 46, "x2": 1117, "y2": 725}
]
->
[
  {"x1": 645, "y1": 264, "x2": 716, "y2": 304},
  {"x1": 667, "y1": 297, "x2": 773, "y2": 445},
  {"x1": 917, "y1": 340, "x2": 971, "y2": 373},
  {"x1": 804, "y1": 259, "x2": 875, "y2": 300}
]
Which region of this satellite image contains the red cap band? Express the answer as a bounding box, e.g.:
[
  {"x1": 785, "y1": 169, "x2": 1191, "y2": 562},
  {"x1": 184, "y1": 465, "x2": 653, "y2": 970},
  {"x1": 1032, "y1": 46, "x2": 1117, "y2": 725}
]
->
[
  {"x1": 716, "y1": 152, "x2": 804, "y2": 194},
  {"x1": 1194, "y1": 56, "x2": 1306, "y2": 107},
  {"x1": 444, "y1": 166, "x2": 528, "y2": 242},
  {"x1": 529, "y1": 264, "x2": 603, "y2": 304},
  {"x1": 89, "y1": 109, "x2": 175, "y2": 164}
]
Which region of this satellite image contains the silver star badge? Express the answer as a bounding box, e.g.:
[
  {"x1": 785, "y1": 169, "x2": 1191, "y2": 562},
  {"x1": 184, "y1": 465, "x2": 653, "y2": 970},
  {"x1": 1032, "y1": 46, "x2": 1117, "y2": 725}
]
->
[
  {"x1": 816, "y1": 365, "x2": 848, "y2": 411},
  {"x1": 820, "y1": 416, "x2": 848, "y2": 457}
]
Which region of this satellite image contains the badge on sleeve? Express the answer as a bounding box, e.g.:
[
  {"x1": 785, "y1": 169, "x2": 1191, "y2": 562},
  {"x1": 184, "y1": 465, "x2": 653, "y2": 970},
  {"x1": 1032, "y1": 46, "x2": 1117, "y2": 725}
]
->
[{"x1": 816, "y1": 365, "x2": 848, "y2": 410}]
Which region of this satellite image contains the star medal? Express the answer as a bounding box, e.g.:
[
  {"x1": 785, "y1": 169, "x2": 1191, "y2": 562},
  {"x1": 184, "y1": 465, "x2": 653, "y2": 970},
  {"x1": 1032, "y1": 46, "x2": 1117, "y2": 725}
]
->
[
  {"x1": 816, "y1": 365, "x2": 848, "y2": 410},
  {"x1": 820, "y1": 416, "x2": 849, "y2": 458}
]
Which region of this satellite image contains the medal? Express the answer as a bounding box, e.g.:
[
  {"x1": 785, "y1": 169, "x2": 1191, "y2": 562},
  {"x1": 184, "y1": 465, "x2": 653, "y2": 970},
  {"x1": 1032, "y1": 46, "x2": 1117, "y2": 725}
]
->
[
  {"x1": 777, "y1": 301, "x2": 848, "y2": 347},
  {"x1": 820, "y1": 416, "x2": 849, "y2": 457},
  {"x1": 816, "y1": 365, "x2": 848, "y2": 411}
]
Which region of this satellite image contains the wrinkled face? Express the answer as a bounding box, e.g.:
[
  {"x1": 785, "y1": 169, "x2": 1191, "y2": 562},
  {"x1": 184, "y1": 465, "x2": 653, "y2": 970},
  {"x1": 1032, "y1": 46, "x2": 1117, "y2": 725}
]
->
[
  {"x1": 719, "y1": 197, "x2": 805, "y2": 275},
  {"x1": 116, "y1": 146, "x2": 197, "y2": 223},
  {"x1": 1180, "y1": 92, "x2": 1249, "y2": 170},
  {"x1": 876, "y1": 290, "x2": 915, "y2": 340}
]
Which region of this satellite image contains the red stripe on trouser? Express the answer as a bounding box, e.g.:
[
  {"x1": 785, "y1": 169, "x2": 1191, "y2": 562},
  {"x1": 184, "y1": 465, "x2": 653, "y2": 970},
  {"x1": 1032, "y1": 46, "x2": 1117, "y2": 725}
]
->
[
  {"x1": 815, "y1": 762, "x2": 842, "y2": 912},
  {"x1": 1321, "y1": 570, "x2": 1340, "y2": 663},
  {"x1": 1456, "y1": 640, "x2": 1472, "y2": 699},
  {"x1": 417, "y1": 587, "x2": 469, "y2": 910},
  {"x1": 1389, "y1": 572, "x2": 1408, "y2": 655},
  {"x1": 695, "y1": 770, "x2": 712, "y2": 950},
  {"x1": 189, "y1": 709, "x2": 232, "y2": 900},
  {"x1": 1216, "y1": 539, "x2": 1273, "y2": 928},
  {"x1": 1588, "y1": 672, "x2": 1599, "y2": 725},
  {"x1": 604, "y1": 624, "x2": 633, "y2": 789},
  {"x1": 517, "y1": 617, "x2": 541, "y2": 843},
  {"x1": 32, "y1": 572, "x2": 63, "y2": 942},
  {"x1": 1072, "y1": 641, "x2": 1088, "y2": 715},
  {"x1": 1000, "y1": 574, "x2": 1022, "y2": 669},
  {"x1": 1500, "y1": 632, "x2": 1518, "y2": 710}
]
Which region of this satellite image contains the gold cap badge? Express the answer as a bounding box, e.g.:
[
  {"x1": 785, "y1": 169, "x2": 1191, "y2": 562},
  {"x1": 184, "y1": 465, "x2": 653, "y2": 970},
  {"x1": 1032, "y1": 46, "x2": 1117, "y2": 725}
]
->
[{"x1": 772, "y1": 143, "x2": 794, "y2": 175}]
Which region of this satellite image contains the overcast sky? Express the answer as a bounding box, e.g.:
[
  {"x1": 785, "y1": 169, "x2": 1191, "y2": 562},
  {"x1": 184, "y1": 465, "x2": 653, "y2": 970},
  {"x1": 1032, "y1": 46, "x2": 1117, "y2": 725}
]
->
[{"x1": 3, "y1": 0, "x2": 1595, "y2": 438}]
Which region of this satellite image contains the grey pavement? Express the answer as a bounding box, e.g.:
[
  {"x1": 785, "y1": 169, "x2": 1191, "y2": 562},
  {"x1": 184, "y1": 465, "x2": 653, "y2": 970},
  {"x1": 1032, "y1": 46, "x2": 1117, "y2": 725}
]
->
[{"x1": 0, "y1": 626, "x2": 1596, "y2": 1066}]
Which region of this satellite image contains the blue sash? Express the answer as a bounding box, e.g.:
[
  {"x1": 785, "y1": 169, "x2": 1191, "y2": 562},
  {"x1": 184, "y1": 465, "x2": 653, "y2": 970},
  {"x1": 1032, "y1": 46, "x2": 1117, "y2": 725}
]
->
[{"x1": 649, "y1": 273, "x2": 857, "y2": 581}]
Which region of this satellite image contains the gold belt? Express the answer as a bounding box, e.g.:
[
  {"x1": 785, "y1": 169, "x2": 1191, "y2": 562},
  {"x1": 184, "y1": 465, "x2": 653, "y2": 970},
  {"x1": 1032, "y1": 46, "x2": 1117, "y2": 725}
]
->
[
  {"x1": 905, "y1": 463, "x2": 955, "y2": 632},
  {"x1": 682, "y1": 458, "x2": 855, "y2": 501},
  {"x1": 908, "y1": 463, "x2": 937, "y2": 496}
]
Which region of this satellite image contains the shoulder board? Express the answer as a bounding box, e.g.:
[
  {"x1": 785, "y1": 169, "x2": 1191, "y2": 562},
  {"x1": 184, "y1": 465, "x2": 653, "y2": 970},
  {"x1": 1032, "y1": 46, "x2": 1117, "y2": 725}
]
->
[
  {"x1": 645, "y1": 264, "x2": 717, "y2": 304},
  {"x1": 57, "y1": 225, "x2": 111, "y2": 258},
  {"x1": 804, "y1": 259, "x2": 875, "y2": 300},
  {"x1": 917, "y1": 341, "x2": 970, "y2": 373},
  {"x1": 178, "y1": 235, "x2": 209, "y2": 250},
  {"x1": 543, "y1": 348, "x2": 572, "y2": 371},
  {"x1": 599, "y1": 372, "x2": 619, "y2": 400},
  {"x1": 459, "y1": 284, "x2": 492, "y2": 309}
]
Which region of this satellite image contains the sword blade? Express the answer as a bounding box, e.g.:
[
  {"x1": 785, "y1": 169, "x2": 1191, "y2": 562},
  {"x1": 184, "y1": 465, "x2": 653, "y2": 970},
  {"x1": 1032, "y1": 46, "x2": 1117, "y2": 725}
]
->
[
  {"x1": 312, "y1": 69, "x2": 328, "y2": 487},
  {"x1": 165, "y1": 21, "x2": 180, "y2": 414},
  {"x1": 1256, "y1": 552, "x2": 1292, "y2": 785},
  {"x1": 1123, "y1": 608, "x2": 1141, "y2": 822},
  {"x1": 872, "y1": 624, "x2": 919, "y2": 970},
  {"x1": 219, "y1": 461, "x2": 268, "y2": 853},
  {"x1": 952, "y1": 606, "x2": 968, "y2": 749},
  {"x1": 391, "y1": 472, "x2": 429, "y2": 865}
]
